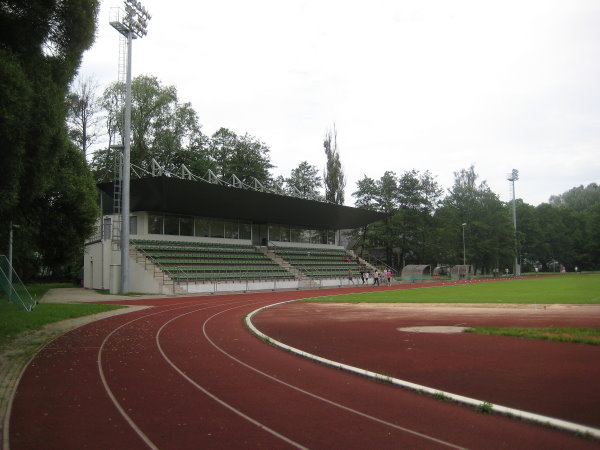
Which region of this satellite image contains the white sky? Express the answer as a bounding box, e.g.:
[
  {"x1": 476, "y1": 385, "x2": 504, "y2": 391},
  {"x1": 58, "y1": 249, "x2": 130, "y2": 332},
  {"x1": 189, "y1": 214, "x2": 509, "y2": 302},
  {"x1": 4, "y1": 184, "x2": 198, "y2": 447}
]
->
[{"x1": 79, "y1": 0, "x2": 600, "y2": 206}]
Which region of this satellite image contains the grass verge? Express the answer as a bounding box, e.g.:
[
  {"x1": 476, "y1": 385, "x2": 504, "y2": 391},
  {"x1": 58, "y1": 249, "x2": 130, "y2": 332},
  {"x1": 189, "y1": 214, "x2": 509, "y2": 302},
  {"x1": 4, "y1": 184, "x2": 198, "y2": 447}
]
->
[
  {"x1": 0, "y1": 283, "x2": 125, "y2": 349},
  {"x1": 466, "y1": 326, "x2": 600, "y2": 345},
  {"x1": 304, "y1": 274, "x2": 600, "y2": 304}
]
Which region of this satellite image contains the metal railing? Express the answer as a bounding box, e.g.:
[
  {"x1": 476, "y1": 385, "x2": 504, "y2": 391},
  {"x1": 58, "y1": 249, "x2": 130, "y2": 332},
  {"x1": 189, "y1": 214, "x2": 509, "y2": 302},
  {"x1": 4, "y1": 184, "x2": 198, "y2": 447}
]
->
[
  {"x1": 162, "y1": 265, "x2": 296, "y2": 294},
  {"x1": 0, "y1": 255, "x2": 36, "y2": 311}
]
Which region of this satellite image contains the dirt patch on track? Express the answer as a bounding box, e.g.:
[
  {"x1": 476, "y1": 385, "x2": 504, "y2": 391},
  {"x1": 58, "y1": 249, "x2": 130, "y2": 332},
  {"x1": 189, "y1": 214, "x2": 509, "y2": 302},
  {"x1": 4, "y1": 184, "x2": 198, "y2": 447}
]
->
[{"x1": 398, "y1": 326, "x2": 470, "y2": 333}]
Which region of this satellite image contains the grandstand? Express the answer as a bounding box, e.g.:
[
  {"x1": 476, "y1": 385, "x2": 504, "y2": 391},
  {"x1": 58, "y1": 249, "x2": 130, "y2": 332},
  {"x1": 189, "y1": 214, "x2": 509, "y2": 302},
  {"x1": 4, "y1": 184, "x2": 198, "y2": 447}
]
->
[
  {"x1": 270, "y1": 245, "x2": 360, "y2": 279},
  {"x1": 84, "y1": 175, "x2": 387, "y2": 294}
]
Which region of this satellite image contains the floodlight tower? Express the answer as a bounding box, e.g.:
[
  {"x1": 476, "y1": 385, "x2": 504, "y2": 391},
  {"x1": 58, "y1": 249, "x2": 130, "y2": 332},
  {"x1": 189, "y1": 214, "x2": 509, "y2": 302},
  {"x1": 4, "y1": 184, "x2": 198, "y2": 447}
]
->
[
  {"x1": 507, "y1": 169, "x2": 520, "y2": 276},
  {"x1": 461, "y1": 223, "x2": 467, "y2": 265},
  {"x1": 110, "y1": 0, "x2": 151, "y2": 293}
]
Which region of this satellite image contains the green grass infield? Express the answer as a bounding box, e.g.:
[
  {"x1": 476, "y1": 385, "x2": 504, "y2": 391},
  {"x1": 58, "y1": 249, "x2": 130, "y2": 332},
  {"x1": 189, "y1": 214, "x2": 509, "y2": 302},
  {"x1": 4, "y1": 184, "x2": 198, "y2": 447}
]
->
[
  {"x1": 304, "y1": 274, "x2": 600, "y2": 304},
  {"x1": 466, "y1": 326, "x2": 600, "y2": 345}
]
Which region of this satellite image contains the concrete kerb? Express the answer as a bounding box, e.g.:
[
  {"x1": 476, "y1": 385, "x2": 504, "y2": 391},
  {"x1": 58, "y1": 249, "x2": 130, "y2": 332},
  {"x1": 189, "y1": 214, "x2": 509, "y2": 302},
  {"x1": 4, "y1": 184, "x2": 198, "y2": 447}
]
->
[{"x1": 244, "y1": 300, "x2": 600, "y2": 441}]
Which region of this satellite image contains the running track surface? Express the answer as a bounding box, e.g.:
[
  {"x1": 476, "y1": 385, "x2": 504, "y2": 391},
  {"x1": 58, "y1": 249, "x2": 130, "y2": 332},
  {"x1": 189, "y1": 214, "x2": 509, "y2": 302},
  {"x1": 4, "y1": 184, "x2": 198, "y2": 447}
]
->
[{"x1": 9, "y1": 283, "x2": 600, "y2": 449}]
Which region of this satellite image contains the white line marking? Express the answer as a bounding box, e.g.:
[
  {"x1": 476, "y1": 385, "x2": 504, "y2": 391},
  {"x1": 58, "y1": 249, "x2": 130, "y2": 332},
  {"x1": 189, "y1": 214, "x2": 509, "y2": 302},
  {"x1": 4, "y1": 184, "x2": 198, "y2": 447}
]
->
[
  {"x1": 200, "y1": 301, "x2": 467, "y2": 449},
  {"x1": 97, "y1": 302, "x2": 220, "y2": 449},
  {"x1": 155, "y1": 304, "x2": 308, "y2": 450},
  {"x1": 246, "y1": 301, "x2": 600, "y2": 440}
]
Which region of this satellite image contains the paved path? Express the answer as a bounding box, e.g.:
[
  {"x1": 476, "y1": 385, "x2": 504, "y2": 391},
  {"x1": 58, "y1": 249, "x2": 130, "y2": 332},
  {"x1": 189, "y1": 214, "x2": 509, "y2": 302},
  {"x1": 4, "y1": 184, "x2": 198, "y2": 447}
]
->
[{"x1": 8, "y1": 286, "x2": 599, "y2": 449}]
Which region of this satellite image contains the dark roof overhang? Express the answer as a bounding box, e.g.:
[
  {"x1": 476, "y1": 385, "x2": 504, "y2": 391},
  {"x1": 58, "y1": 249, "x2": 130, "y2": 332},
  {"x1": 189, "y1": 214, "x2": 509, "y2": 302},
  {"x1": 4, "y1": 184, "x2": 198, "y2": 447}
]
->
[{"x1": 98, "y1": 176, "x2": 388, "y2": 230}]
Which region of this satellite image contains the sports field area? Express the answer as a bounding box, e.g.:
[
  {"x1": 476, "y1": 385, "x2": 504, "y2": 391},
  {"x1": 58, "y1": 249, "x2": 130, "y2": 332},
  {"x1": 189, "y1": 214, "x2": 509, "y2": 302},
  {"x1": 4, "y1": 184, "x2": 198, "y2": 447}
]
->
[
  {"x1": 4, "y1": 275, "x2": 600, "y2": 448},
  {"x1": 307, "y1": 274, "x2": 600, "y2": 304},
  {"x1": 302, "y1": 274, "x2": 600, "y2": 344}
]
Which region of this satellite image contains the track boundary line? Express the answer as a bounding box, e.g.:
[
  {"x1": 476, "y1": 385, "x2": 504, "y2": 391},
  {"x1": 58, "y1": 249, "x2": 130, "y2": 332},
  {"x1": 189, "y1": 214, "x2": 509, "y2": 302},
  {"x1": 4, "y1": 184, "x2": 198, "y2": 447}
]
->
[
  {"x1": 245, "y1": 300, "x2": 600, "y2": 441},
  {"x1": 155, "y1": 303, "x2": 309, "y2": 450},
  {"x1": 198, "y1": 301, "x2": 467, "y2": 449},
  {"x1": 97, "y1": 301, "x2": 237, "y2": 450}
]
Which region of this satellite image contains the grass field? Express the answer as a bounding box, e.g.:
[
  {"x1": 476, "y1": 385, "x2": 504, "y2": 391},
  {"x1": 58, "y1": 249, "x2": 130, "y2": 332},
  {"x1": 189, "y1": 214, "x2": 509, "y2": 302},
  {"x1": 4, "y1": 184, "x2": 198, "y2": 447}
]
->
[
  {"x1": 466, "y1": 326, "x2": 600, "y2": 345},
  {"x1": 306, "y1": 274, "x2": 600, "y2": 304},
  {"x1": 0, "y1": 283, "x2": 125, "y2": 348},
  {"x1": 307, "y1": 274, "x2": 600, "y2": 344}
]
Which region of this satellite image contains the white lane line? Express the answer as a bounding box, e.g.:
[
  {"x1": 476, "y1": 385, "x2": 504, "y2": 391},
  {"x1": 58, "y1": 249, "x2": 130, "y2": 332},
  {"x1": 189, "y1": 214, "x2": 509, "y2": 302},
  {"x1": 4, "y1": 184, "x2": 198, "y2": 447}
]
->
[
  {"x1": 155, "y1": 304, "x2": 308, "y2": 450},
  {"x1": 246, "y1": 301, "x2": 600, "y2": 440},
  {"x1": 200, "y1": 301, "x2": 467, "y2": 449},
  {"x1": 97, "y1": 301, "x2": 231, "y2": 450}
]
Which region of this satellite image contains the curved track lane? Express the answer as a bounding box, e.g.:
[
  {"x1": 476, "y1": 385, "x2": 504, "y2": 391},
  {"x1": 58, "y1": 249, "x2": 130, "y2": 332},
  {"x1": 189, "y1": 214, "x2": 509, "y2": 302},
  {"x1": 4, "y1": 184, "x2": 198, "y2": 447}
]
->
[{"x1": 9, "y1": 289, "x2": 599, "y2": 449}]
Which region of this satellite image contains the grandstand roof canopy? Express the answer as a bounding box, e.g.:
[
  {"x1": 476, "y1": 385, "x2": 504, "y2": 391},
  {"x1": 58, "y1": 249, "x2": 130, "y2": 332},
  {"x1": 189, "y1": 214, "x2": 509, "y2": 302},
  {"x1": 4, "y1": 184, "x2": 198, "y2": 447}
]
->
[{"x1": 99, "y1": 176, "x2": 388, "y2": 229}]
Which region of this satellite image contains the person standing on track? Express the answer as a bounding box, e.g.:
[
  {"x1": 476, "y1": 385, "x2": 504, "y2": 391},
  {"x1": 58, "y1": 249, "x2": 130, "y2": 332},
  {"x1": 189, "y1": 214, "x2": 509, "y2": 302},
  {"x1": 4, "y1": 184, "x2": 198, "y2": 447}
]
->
[{"x1": 373, "y1": 270, "x2": 380, "y2": 286}]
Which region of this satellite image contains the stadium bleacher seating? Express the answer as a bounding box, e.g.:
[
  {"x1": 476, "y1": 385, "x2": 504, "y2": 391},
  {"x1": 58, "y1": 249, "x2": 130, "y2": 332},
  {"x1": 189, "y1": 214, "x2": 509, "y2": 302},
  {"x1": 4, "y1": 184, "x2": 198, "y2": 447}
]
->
[
  {"x1": 131, "y1": 239, "x2": 293, "y2": 282},
  {"x1": 270, "y1": 245, "x2": 361, "y2": 278}
]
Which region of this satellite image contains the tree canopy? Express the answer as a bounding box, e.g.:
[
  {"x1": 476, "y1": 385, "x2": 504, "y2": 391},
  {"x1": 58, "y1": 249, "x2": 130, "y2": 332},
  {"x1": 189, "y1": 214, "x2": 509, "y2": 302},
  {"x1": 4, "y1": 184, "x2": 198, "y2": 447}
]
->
[
  {"x1": 1, "y1": 0, "x2": 100, "y2": 280},
  {"x1": 351, "y1": 167, "x2": 599, "y2": 273},
  {"x1": 285, "y1": 161, "x2": 323, "y2": 200},
  {"x1": 323, "y1": 125, "x2": 346, "y2": 204}
]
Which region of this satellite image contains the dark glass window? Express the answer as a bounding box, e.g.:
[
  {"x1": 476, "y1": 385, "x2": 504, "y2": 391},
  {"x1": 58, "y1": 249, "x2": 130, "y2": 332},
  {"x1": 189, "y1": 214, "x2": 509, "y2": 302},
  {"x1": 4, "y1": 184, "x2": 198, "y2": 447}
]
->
[
  {"x1": 148, "y1": 214, "x2": 163, "y2": 234},
  {"x1": 210, "y1": 220, "x2": 225, "y2": 238},
  {"x1": 164, "y1": 216, "x2": 179, "y2": 235},
  {"x1": 239, "y1": 221, "x2": 251, "y2": 240},
  {"x1": 194, "y1": 218, "x2": 210, "y2": 237},
  {"x1": 180, "y1": 216, "x2": 194, "y2": 236},
  {"x1": 224, "y1": 221, "x2": 239, "y2": 239}
]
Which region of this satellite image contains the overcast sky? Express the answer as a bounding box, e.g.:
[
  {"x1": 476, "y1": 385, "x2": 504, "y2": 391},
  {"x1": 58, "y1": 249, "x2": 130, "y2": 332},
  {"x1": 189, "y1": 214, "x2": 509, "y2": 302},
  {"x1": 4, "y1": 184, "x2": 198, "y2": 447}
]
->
[{"x1": 78, "y1": 0, "x2": 600, "y2": 206}]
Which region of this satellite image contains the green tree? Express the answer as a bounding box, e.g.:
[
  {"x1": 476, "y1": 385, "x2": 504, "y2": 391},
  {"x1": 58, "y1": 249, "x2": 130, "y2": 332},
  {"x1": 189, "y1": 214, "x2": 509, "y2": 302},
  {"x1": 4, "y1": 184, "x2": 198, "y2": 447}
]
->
[
  {"x1": 436, "y1": 166, "x2": 512, "y2": 273},
  {"x1": 0, "y1": 0, "x2": 100, "y2": 279},
  {"x1": 527, "y1": 183, "x2": 600, "y2": 271},
  {"x1": 323, "y1": 125, "x2": 346, "y2": 204},
  {"x1": 396, "y1": 170, "x2": 443, "y2": 266},
  {"x1": 534, "y1": 204, "x2": 573, "y2": 271},
  {"x1": 92, "y1": 75, "x2": 207, "y2": 181},
  {"x1": 351, "y1": 176, "x2": 379, "y2": 255},
  {"x1": 66, "y1": 75, "x2": 102, "y2": 164},
  {"x1": 514, "y1": 201, "x2": 543, "y2": 271},
  {"x1": 1, "y1": 0, "x2": 99, "y2": 216},
  {"x1": 208, "y1": 128, "x2": 274, "y2": 185},
  {"x1": 353, "y1": 176, "x2": 379, "y2": 211},
  {"x1": 32, "y1": 143, "x2": 99, "y2": 278},
  {"x1": 351, "y1": 170, "x2": 442, "y2": 269},
  {"x1": 549, "y1": 183, "x2": 600, "y2": 211},
  {"x1": 582, "y1": 203, "x2": 600, "y2": 269},
  {"x1": 285, "y1": 161, "x2": 323, "y2": 199}
]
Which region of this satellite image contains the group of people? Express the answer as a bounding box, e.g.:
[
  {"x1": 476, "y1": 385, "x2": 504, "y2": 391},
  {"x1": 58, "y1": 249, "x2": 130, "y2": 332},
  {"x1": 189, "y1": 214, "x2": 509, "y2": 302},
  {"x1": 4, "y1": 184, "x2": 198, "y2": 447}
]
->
[{"x1": 348, "y1": 267, "x2": 393, "y2": 286}]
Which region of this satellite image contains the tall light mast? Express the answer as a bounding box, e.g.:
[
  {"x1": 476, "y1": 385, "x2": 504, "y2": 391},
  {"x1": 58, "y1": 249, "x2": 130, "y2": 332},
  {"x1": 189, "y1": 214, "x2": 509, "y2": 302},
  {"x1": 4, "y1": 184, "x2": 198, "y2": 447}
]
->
[
  {"x1": 507, "y1": 169, "x2": 520, "y2": 276},
  {"x1": 110, "y1": 0, "x2": 151, "y2": 293}
]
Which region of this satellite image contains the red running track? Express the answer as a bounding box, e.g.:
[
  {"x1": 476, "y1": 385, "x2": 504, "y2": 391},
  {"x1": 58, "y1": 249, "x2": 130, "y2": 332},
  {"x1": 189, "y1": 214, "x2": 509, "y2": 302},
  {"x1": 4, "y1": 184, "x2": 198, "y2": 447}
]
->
[{"x1": 8, "y1": 286, "x2": 600, "y2": 449}]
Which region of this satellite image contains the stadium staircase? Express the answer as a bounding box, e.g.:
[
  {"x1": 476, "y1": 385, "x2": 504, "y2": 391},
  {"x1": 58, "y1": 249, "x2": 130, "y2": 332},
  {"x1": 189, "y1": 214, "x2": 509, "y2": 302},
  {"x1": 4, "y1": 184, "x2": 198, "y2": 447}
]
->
[
  {"x1": 257, "y1": 246, "x2": 319, "y2": 288},
  {"x1": 269, "y1": 245, "x2": 365, "y2": 280}
]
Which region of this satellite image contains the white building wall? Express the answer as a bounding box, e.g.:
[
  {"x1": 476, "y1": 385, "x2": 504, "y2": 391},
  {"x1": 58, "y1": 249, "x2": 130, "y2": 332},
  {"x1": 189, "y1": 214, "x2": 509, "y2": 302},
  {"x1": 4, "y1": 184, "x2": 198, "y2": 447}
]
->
[
  {"x1": 83, "y1": 242, "x2": 104, "y2": 290},
  {"x1": 128, "y1": 255, "x2": 164, "y2": 294}
]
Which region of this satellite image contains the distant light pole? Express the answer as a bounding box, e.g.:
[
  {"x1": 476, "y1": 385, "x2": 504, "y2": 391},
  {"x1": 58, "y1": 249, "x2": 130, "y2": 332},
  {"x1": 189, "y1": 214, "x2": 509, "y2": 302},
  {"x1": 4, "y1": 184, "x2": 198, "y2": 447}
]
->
[
  {"x1": 507, "y1": 169, "x2": 520, "y2": 276},
  {"x1": 8, "y1": 222, "x2": 19, "y2": 298},
  {"x1": 110, "y1": 0, "x2": 151, "y2": 293},
  {"x1": 462, "y1": 223, "x2": 467, "y2": 265}
]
